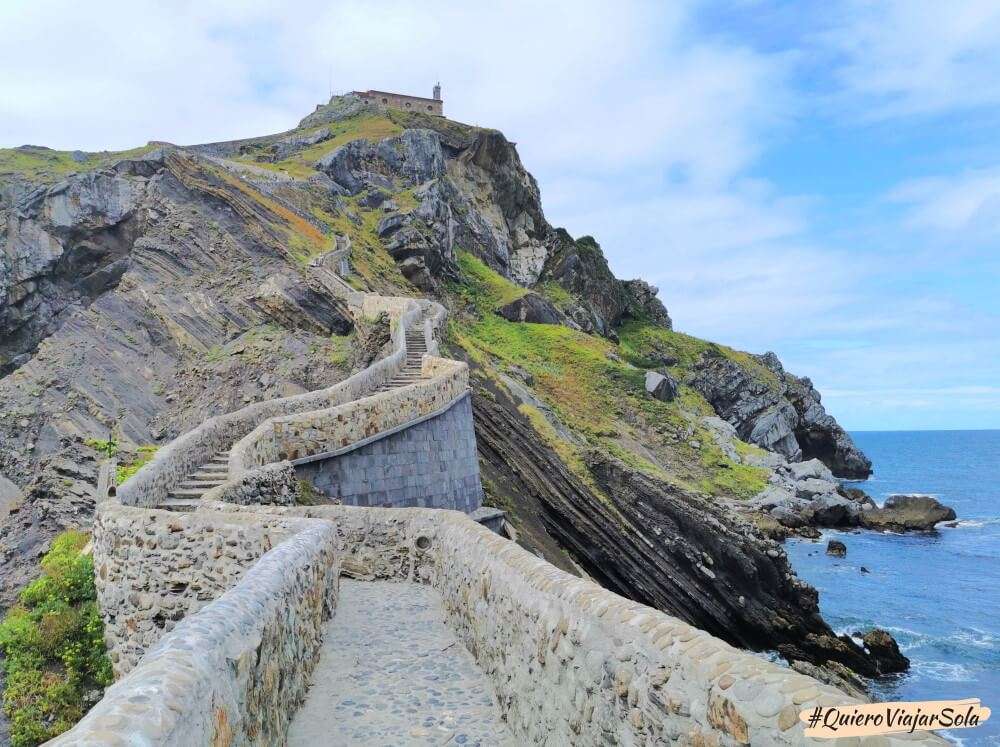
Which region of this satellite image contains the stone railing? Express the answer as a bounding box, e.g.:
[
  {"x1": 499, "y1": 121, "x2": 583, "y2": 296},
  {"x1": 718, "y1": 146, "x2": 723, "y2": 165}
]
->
[
  {"x1": 230, "y1": 356, "x2": 469, "y2": 470},
  {"x1": 195, "y1": 503, "x2": 947, "y2": 746},
  {"x1": 51, "y1": 504, "x2": 341, "y2": 746},
  {"x1": 116, "y1": 295, "x2": 436, "y2": 507}
]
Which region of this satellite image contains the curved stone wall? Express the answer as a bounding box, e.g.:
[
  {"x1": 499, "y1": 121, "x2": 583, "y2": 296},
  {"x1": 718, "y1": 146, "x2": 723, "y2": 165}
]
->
[
  {"x1": 50, "y1": 509, "x2": 341, "y2": 746},
  {"x1": 116, "y1": 295, "x2": 432, "y2": 507},
  {"x1": 232, "y1": 356, "x2": 469, "y2": 469},
  {"x1": 195, "y1": 503, "x2": 946, "y2": 746},
  {"x1": 295, "y1": 391, "x2": 482, "y2": 511}
]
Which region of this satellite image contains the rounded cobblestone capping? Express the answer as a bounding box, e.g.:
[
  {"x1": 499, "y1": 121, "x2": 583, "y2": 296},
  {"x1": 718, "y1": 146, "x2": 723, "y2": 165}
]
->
[
  {"x1": 204, "y1": 504, "x2": 946, "y2": 746},
  {"x1": 50, "y1": 515, "x2": 341, "y2": 746}
]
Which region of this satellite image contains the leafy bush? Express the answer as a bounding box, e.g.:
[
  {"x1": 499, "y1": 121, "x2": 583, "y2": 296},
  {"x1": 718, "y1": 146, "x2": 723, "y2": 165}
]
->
[{"x1": 0, "y1": 531, "x2": 113, "y2": 746}]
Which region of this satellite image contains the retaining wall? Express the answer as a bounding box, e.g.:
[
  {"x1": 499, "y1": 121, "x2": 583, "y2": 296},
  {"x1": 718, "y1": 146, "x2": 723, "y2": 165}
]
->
[
  {"x1": 232, "y1": 356, "x2": 470, "y2": 469},
  {"x1": 295, "y1": 391, "x2": 482, "y2": 512},
  {"x1": 116, "y1": 295, "x2": 431, "y2": 507},
  {"x1": 92, "y1": 502, "x2": 328, "y2": 674},
  {"x1": 198, "y1": 504, "x2": 945, "y2": 746},
  {"x1": 51, "y1": 509, "x2": 340, "y2": 746}
]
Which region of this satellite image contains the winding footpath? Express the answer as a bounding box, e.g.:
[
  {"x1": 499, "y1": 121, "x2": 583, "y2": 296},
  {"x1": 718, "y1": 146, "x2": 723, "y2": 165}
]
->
[{"x1": 288, "y1": 580, "x2": 514, "y2": 746}]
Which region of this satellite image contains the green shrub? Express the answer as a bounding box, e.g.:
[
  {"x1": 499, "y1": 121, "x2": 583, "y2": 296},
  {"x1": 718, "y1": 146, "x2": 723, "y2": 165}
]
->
[
  {"x1": 115, "y1": 445, "x2": 158, "y2": 485},
  {"x1": 0, "y1": 531, "x2": 113, "y2": 746}
]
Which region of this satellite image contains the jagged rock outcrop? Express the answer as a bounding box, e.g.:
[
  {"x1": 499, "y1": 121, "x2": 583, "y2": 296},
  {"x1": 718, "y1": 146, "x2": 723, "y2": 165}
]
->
[
  {"x1": 860, "y1": 494, "x2": 957, "y2": 531},
  {"x1": 471, "y1": 374, "x2": 881, "y2": 676},
  {"x1": 0, "y1": 442, "x2": 97, "y2": 609},
  {"x1": 495, "y1": 292, "x2": 565, "y2": 325},
  {"x1": 538, "y1": 232, "x2": 672, "y2": 337},
  {"x1": 689, "y1": 350, "x2": 871, "y2": 478}
]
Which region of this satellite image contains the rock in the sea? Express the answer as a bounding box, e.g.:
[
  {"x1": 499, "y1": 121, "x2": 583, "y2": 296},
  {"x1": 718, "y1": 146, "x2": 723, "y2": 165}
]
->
[
  {"x1": 860, "y1": 494, "x2": 957, "y2": 531},
  {"x1": 826, "y1": 540, "x2": 847, "y2": 557},
  {"x1": 496, "y1": 292, "x2": 564, "y2": 325},
  {"x1": 644, "y1": 370, "x2": 678, "y2": 402},
  {"x1": 861, "y1": 628, "x2": 910, "y2": 674},
  {"x1": 809, "y1": 493, "x2": 860, "y2": 527}
]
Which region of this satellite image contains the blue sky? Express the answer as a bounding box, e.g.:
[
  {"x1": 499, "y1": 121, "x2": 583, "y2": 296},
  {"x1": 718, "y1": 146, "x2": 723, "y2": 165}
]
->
[{"x1": 2, "y1": 0, "x2": 998, "y2": 430}]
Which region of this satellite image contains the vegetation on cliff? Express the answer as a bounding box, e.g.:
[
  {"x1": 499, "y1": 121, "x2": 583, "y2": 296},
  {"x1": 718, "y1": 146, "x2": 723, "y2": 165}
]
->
[
  {"x1": 0, "y1": 531, "x2": 111, "y2": 746},
  {"x1": 448, "y1": 251, "x2": 768, "y2": 500}
]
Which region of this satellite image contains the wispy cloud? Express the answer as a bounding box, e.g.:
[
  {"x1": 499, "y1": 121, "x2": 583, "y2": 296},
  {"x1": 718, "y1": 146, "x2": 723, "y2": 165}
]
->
[
  {"x1": 821, "y1": 0, "x2": 1000, "y2": 119},
  {"x1": 1, "y1": 0, "x2": 997, "y2": 430}
]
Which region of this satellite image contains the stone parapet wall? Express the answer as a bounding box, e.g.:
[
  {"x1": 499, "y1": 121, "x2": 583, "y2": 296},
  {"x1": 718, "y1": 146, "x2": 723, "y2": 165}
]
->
[
  {"x1": 92, "y1": 502, "x2": 329, "y2": 674},
  {"x1": 201, "y1": 504, "x2": 945, "y2": 746},
  {"x1": 296, "y1": 392, "x2": 482, "y2": 512},
  {"x1": 52, "y1": 512, "x2": 340, "y2": 746},
  {"x1": 116, "y1": 295, "x2": 439, "y2": 507},
  {"x1": 201, "y1": 461, "x2": 299, "y2": 506},
  {"x1": 234, "y1": 356, "x2": 469, "y2": 469}
]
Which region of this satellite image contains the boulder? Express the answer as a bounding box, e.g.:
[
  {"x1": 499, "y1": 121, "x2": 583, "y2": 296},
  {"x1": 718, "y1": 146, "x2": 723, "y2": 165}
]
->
[
  {"x1": 860, "y1": 494, "x2": 957, "y2": 531},
  {"x1": 644, "y1": 371, "x2": 678, "y2": 402},
  {"x1": 795, "y1": 478, "x2": 839, "y2": 499},
  {"x1": 788, "y1": 458, "x2": 835, "y2": 482},
  {"x1": 861, "y1": 629, "x2": 910, "y2": 674},
  {"x1": 753, "y1": 485, "x2": 797, "y2": 510},
  {"x1": 826, "y1": 540, "x2": 847, "y2": 557},
  {"x1": 496, "y1": 293, "x2": 564, "y2": 325},
  {"x1": 772, "y1": 505, "x2": 808, "y2": 529},
  {"x1": 809, "y1": 493, "x2": 860, "y2": 527},
  {"x1": 839, "y1": 486, "x2": 878, "y2": 510}
]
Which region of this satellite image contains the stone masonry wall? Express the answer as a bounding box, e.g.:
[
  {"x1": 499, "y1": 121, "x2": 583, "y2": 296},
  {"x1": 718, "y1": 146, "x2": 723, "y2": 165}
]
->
[
  {"x1": 296, "y1": 392, "x2": 482, "y2": 512},
  {"x1": 92, "y1": 502, "x2": 327, "y2": 674},
  {"x1": 234, "y1": 356, "x2": 470, "y2": 468},
  {"x1": 51, "y1": 513, "x2": 340, "y2": 747},
  {"x1": 117, "y1": 296, "x2": 431, "y2": 507},
  {"x1": 202, "y1": 504, "x2": 946, "y2": 746}
]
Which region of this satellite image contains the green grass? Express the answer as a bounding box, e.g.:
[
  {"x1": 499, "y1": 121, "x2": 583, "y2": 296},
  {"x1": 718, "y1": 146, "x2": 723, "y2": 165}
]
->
[
  {"x1": 0, "y1": 531, "x2": 112, "y2": 746},
  {"x1": 0, "y1": 145, "x2": 155, "y2": 183},
  {"x1": 455, "y1": 252, "x2": 529, "y2": 309},
  {"x1": 448, "y1": 250, "x2": 770, "y2": 500},
  {"x1": 328, "y1": 332, "x2": 354, "y2": 368},
  {"x1": 115, "y1": 446, "x2": 158, "y2": 485}
]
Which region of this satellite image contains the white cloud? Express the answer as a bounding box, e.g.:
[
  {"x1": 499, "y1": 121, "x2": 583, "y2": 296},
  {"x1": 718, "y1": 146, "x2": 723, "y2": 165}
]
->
[
  {"x1": 822, "y1": 0, "x2": 1000, "y2": 118},
  {"x1": 888, "y1": 167, "x2": 1000, "y2": 234}
]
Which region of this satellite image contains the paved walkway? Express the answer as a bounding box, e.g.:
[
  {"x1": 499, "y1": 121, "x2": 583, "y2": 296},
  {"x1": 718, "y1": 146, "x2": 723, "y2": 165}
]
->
[{"x1": 288, "y1": 580, "x2": 515, "y2": 746}]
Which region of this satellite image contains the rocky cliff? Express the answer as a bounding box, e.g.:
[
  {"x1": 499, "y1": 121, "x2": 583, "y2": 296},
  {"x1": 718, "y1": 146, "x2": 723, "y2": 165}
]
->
[{"x1": 0, "y1": 94, "x2": 880, "y2": 679}]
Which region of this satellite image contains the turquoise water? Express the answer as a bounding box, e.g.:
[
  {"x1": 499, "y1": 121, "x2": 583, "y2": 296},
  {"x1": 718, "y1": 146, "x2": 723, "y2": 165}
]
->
[{"x1": 785, "y1": 430, "x2": 1000, "y2": 745}]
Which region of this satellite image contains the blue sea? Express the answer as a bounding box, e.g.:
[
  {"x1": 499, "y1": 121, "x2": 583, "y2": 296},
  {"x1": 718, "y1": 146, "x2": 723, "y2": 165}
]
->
[{"x1": 785, "y1": 430, "x2": 1000, "y2": 745}]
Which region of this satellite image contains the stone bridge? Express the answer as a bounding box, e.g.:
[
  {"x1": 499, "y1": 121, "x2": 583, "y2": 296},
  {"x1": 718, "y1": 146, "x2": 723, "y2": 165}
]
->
[{"x1": 49, "y1": 266, "x2": 944, "y2": 745}]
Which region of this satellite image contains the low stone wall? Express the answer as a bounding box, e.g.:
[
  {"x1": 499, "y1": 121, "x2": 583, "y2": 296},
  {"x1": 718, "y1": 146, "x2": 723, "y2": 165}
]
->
[
  {"x1": 92, "y1": 502, "x2": 328, "y2": 674},
  {"x1": 234, "y1": 356, "x2": 470, "y2": 469},
  {"x1": 202, "y1": 504, "x2": 945, "y2": 746},
  {"x1": 116, "y1": 295, "x2": 436, "y2": 507},
  {"x1": 296, "y1": 392, "x2": 482, "y2": 512},
  {"x1": 202, "y1": 461, "x2": 299, "y2": 506},
  {"x1": 52, "y1": 512, "x2": 340, "y2": 746}
]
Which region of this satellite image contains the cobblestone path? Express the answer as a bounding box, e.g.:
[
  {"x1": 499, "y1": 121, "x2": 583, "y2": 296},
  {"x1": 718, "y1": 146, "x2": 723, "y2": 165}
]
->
[{"x1": 287, "y1": 580, "x2": 515, "y2": 746}]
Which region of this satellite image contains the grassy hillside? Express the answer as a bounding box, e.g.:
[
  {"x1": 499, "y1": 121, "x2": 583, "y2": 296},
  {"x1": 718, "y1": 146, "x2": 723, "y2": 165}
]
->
[{"x1": 448, "y1": 251, "x2": 768, "y2": 500}]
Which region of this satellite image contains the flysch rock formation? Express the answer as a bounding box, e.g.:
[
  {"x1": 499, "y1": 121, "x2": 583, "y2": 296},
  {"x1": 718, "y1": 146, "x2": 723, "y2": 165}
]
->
[{"x1": 0, "y1": 91, "x2": 907, "y2": 720}]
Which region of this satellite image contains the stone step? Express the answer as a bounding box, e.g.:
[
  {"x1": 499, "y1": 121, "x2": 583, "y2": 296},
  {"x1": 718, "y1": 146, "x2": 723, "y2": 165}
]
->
[
  {"x1": 168, "y1": 488, "x2": 208, "y2": 498},
  {"x1": 191, "y1": 471, "x2": 228, "y2": 480},
  {"x1": 178, "y1": 480, "x2": 224, "y2": 489},
  {"x1": 157, "y1": 499, "x2": 200, "y2": 512}
]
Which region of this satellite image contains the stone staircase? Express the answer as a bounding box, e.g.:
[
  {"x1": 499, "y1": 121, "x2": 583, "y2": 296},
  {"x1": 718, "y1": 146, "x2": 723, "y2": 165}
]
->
[
  {"x1": 156, "y1": 318, "x2": 430, "y2": 511},
  {"x1": 160, "y1": 451, "x2": 231, "y2": 510},
  {"x1": 374, "y1": 327, "x2": 426, "y2": 392}
]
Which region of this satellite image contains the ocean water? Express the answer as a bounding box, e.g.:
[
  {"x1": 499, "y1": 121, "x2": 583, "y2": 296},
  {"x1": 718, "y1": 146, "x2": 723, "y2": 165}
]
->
[{"x1": 785, "y1": 430, "x2": 1000, "y2": 745}]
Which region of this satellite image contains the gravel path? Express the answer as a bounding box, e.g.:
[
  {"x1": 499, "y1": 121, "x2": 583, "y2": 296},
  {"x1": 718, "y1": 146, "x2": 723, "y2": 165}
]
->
[{"x1": 287, "y1": 579, "x2": 515, "y2": 746}]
